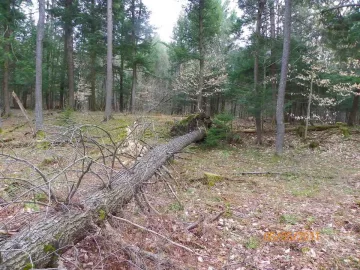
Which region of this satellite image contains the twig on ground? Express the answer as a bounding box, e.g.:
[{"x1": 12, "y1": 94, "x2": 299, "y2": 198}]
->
[{"x1": 111, "y1": 215, "x2": 197, "y2": 254}]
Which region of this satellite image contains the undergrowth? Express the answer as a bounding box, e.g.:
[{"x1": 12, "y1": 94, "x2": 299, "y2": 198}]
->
[{"x1": 204, "y1": 113, "x2": 240, "y2": 148}]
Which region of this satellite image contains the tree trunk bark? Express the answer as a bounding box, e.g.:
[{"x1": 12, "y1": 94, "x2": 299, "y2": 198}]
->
[
  {"x1": 35, "y1": 0, "x2": 45, "y2": 133},
  {"x1": 275, "y1": 0, "x2": 291, "y2": 155},
  {"x1": 119, "y1": 53, "x2": 125, "y2": 112},
  {"x1": 104, "y1": 0, "x2": 113, "y2": 121},
  {"x1": 269, "y1": 0, "x2": 277, "y2": 112},
  {"x1": 65, "y1": 0, "x2": 75, "y2": 109},
  {"x1": 0, "y1": 129, "x2": 206, "y2": 269},
  {"x1": 254, "y1": 0, "x2": 266, "y2": 144},
  {"x1": 131, "y1": 64, "x2": 137, "y2": 113},
  {"x1": 304, "y1": 73, "x2": 314, "y2": 139},
  {"x1": 347, "y1": 89, "x2": 359, "y2": 126},
  {"x1": 2, "y1": 0, "x2": 11, "y2": 116},
  {"x1": 197, "y1": 0, "x2": 205, "y2": 112}
]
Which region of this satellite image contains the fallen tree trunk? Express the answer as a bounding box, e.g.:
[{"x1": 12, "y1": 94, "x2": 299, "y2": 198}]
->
[
  {"x1": 0, "y1": 128, "x2": 206, "y2": 269},
  {"x1": 239, "y1": 124, "x2": 343, "y2": 134}
]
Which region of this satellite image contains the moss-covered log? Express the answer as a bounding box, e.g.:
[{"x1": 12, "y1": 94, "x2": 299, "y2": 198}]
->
[
  {"x1": 0, "y1": 129, "x2": 206, "y2": 270},
  {"x1": 170, "y1": 113, "x2": 212, "y2": 137}
]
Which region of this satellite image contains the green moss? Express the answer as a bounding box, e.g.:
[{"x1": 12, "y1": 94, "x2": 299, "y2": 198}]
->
[
  {"x1": 98, "y1": 209, "x2": 106, "y2": 221},
  {"x1": 224, "y1": 202, "x2": 233, "y2": 218},
  {"x1": 309, "y1": 141, "x2": 320, "y2": 149},
  {"x1": 339, "y1": 126, "x2": 350, "y2": 137},
  {"x1": 204, "y1": 172, "x2": 223, "y2": 186},
  {"x1": 36, "y1": 141, "x2": 51, "y2": 150},
  {"x1": 279, "y1": 214, "x2": 298, "y2": 225},
  {"x1": 23, "y1": 263, "x2": 34, "y2": 270},
  {"x1": 36, "y1": 130, "x2": 46, "y2": 139},
  {"x1": 245, "y1": 237, "x2": 260, "y2": 249},
  {"x1": 35, "y1": 193, "x2": 48, "y2": 202},
  {"x1": 43, "y1": 244, "x2": 56, "y2": 253},
  {"x1": 0, "y1": 128, "x2": 3, "y2": 134},
  {"x1": 168, "y1": 202, "x2": 184, "y2": 212},
  {"x1": 24, "y1": 202, "x2": 40, "y2": 211},
  {"x1": 117, "y1": 128, "x2": 128, "y2": 141},
  {"x1": 40, "y1": 157, "x2": 56, "y2": 167},
  {"x1": 297, "y1": 126, "x2": 305, "y2": 137}
]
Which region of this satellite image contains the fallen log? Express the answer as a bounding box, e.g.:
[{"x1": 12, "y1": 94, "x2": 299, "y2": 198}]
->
[
  {"x1": 0, "y1": 128, "x2": 206, "y2": 270},
  {"x1": 239, "y1": 124, "x2": 345, "y2": 135}
]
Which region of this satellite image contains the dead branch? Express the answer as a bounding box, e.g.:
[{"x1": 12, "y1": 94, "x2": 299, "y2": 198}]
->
[{"x1": 111, "y1": 215, "x2": 196, "y2": 254}]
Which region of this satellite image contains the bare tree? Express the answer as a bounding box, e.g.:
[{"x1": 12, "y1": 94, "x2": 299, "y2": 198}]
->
[
  {"x1": 104, "y1": 0, "x2": 113, "y2": 120},
  {"x1": 275, "y1": 0, "x2": 291, "y2": 155},
  {"x1": 35, "y1": 0, "x2": 45, "y2": 132}
]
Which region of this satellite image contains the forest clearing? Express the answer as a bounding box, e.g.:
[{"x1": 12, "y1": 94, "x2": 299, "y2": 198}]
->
[
  {"x1": 0, "y1": 111, "x2": 359, "y2": 269},
  {"x1": 1, "y1": 0, "x2": 360, "y2": 269}
]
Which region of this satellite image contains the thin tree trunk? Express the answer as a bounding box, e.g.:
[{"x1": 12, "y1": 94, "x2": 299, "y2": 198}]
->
[
  {"x1": 269, "y1": 0, "x2": 277, "y2": 110},
  {"x1": 35, "y1": 0, "x2": 45, "y2": 132},
  {"x1": 197, "y1": 0, "x2": 205, "y2": 112},
  {"x1": 131, "y1": 64, "x2": 137, "y2": 113},
  {"x1": 65, "y1": 0, "x2": 75, "y2": 109},
  {"x1": 0, "y1": 129, "x2": 206, "y2": 269},
  {"x1": 89, "y1": 51, "x2": 96, "y2": 111},
  {"x1": 275, "y1": 0, "x2": 291, "y2": 155},
  {"x1": 59, "y1": 36, "x2": 66, "y2": 109},
  {"x1": 304, "y1": 73, "x2": 314, "y2": 139},
  {"x1": 348, "y1": 89, "x2": 360, "y2": 126},
  {"x1": 2, "y1": 0, "x2": 11, "y2": 116},
  {"x1": 119, "y1": 54, "x2": 125, "y2": 112},
  {"x1": 254, "y1": 0, "x2": 266, "y2": 144},
  {"x1": 130, "y1": 0, "x2": 136, "y2": 114},
  {"x1": 104, "y1": 0, "x2": 113, "y2": 120}
]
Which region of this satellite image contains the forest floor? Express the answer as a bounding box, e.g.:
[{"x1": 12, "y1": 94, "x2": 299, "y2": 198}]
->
[{"x1": 0, "y1": 110, "x2": 359, "y2": 270}]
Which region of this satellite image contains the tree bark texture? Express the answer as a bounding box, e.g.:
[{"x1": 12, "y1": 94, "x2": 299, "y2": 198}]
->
[
  {"x1": 348, "y1": 89, "x2": 359, "y2": 126},
  {"x1": 104, "y1": 0, "x2": 113, "y2": 120},
  {"x1": 254, "y1": 0, "x2": 266, "y2": 144},
  {"x1": 35, "y1": 0, "x2": 45, "y2": 132},
  {"x1": 197, "y1": 0, "x2": 205, "y2": 112},
  {"x1": 275, "y1": 0, "x2": 291, "y2": 155},
  {"x1": 0, "y1": 129, "x2": 205, "y2": 269},
  {"x1": 2, "y1": 0, "x2": 11, "y2": 116},
  {"x1": 65, "y1": 0, "x2": 75, "y2": 109}
]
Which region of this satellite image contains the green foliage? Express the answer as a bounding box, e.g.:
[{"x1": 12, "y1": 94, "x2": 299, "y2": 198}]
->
[
  {"x1": 204, "y1": 113, "x2": 235, "y2": 148},
  {"x1": 22, "y1": 263, "x2": 34, "y2": 270},
  {"x1": 279, "y1": 214, "x2": 298, "y2": 225},
  {"x1": 98, "y1": 209, "x2": 106, "y2": 221},
  {"x1": 43, "y1": 244, "x2": 56, "y2": 253},
  {"x1": 58, "y1": 108, "x2": 74, "y2": 125},
  {"x1": 168, "y1": 202, "x2": 184, "y2": 212},
  {"x1": 245, "y1": 236, "x2": 260, "y2": 249}
]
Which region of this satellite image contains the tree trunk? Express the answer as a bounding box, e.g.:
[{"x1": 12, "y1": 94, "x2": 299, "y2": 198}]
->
[
  {"x1": 254, "y1": 0, "x2": 266, "y2": 144},
  {"x1": 304, "y1": 73, "x2": 314, "y2": 139},
  {"x1": 197, "y1": 0, "x2": 205, "y2": 112},
  {"x1": 130, "y1": 0, "x2": 137, "y2": 114},
  {"x1": 119, "y1": 53, "x2": 125, "y2": 112},
  {"x1": 104, "y1": 0, "x2": 113, "y2": 121},
  {"x1": 347, "y1": 89, "x2": 359, "y2": 126},
  {"x1": 2, "y1": 0, "x2": 11, "y2": 116},
  {"x1": 35, "y1": 0, "x2": 45, "y2": 133},
  {"x1": 65, "y1": 0, "x2": 75, "y2": 109},
  {"x1": 269, "y1": 0, "x2": 277, "y2": 111},
  {"x1": 131, "y1": 64, "x2": 137, "y2": 113},
  {"x1": 89, "y1": 0, "x2": 97, "y2": 111},
  {"x1": 0, "y1": 129, "x2": 206, "y2": 269},
  {"x1": 275, "y1": 0, "x2": 291, "y2": 155}
]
